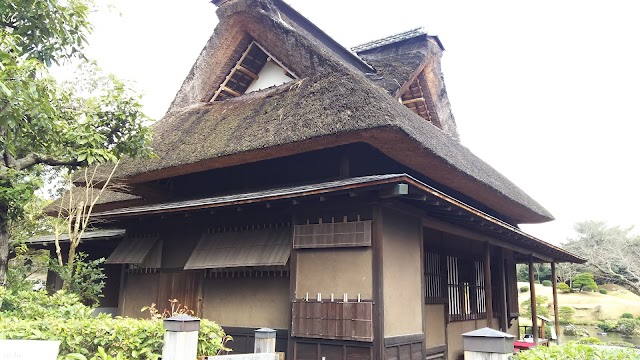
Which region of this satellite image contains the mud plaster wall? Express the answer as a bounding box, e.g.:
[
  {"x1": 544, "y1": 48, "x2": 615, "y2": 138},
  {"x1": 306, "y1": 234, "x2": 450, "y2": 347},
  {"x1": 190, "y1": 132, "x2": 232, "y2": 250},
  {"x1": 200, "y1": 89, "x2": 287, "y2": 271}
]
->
[
  {"x1": 296, "y1": 248, "x2": 372, "y2": 299},
  {"x1": 382, "y1": 208, "x2": 423, "y2": 336},
  {"x1": 425, "y1": 304, "x2": 446, "y2": 347},
  {"x1": 202, "y1": 276, "x2": 290, "y2": 328}
]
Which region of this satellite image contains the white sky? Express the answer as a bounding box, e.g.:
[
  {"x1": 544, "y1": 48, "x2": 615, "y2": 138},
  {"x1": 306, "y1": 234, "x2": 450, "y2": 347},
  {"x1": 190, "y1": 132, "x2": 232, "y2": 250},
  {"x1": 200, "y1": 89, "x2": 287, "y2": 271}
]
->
[{"x1": 83, "y1": 0, "x2": 640, "y2": 245}]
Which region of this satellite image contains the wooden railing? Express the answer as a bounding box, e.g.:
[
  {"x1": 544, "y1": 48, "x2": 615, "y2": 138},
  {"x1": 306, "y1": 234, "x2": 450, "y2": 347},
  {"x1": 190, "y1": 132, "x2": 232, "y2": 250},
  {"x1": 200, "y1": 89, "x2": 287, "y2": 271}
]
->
[{"x1": 291, "y1": 301, "x2": 373, "y2": 342}]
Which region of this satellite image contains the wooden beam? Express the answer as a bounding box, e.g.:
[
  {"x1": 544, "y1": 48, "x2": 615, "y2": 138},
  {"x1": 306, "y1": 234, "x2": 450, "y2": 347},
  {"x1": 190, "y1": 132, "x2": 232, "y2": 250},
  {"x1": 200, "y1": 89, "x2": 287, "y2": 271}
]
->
[
  {"x1": 222, "y1": 86, "x2": 241, "y2": 97},
  {"x1": 529, "y1": 256, "x2": 539, "y2": 344},
  {"x1": 378, "y1": 183, "x2": 409, "y2": 198},
  {"x1": 484, "y1": 243, "x2": 493, "y2": 328},
  {"x1": 402, "y1": 97, "x2": 426, "y2": 105},
  {"x1": 422, "y1": 216, "x2": 555, "y2": 262},
  {"x1": 551, "y1": 262, "x2": 561, "y2": 344},
  {"x1": 236, "y1": 65, "x2": 258, "y2": 79}
]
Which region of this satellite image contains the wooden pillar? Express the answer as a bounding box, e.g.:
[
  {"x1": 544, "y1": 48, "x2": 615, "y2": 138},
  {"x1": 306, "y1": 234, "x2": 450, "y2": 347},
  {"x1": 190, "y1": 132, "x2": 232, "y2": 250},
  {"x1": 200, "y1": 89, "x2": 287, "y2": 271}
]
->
[
  {"x1": 551, "y1": 262, "x2": 561, "y2": 344},
  {"x1": 528, "y1": 257, "x2": 538, "y2": 344},
  {"x1": 484, "y1": 243, "x2": 493, "y2": 328},
  {"x1": 499, "y1": 249, "x2": 509, "y2": 332},
  {"x1": 372, "y1": 206, "x2": 385, "y2": 360}
]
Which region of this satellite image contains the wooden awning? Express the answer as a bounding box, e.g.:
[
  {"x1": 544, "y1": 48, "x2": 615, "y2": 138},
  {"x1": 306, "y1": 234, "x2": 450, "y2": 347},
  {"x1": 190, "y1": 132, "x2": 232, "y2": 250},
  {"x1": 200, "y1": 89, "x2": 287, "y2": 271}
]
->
[
  {"x1": 184, "y1": 227, "x2": 291, "y2": 270},
  {"x1": 105, "y1": 235, "x2": 159, "y2": 265}
]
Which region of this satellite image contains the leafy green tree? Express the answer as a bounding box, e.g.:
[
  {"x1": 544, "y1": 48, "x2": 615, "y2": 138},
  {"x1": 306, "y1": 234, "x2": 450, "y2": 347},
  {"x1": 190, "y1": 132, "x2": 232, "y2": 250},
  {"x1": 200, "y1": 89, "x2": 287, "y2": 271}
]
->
[
  {"x1": 0, "y1": 0, "x2": 152, "y2": 286},
  {"x1": 572, "y1": 272, "x2": 598, "y2": 292}
]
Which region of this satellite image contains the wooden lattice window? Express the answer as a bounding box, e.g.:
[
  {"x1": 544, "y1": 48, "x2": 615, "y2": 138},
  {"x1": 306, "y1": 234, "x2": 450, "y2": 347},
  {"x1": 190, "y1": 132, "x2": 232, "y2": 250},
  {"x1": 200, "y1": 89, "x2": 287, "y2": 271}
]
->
[
  {"x1": 425, "y1": 251, "x2": 447, "y2": 304},
  {"x1": 447, "y1": 255, "x2": 487, "y2": 322},
  {"x1": 293, "y1": 221, "x2": 372, "y2": 249}
]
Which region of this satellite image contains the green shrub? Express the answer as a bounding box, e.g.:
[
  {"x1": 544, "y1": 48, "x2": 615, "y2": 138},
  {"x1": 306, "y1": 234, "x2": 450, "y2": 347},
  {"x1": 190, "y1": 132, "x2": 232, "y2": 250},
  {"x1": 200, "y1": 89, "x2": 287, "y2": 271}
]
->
[
  {"x1": 599, "y1": 289, "x2": 608, "y2": 294},
  {"x1": 577, "y1": 337, "x2": 602, "y2": 344},
  {"x1": 597, "y1": 320, "x2": 617, "y2": 332},
  {"x1": 541, "y1": 280, "x2": 552, "y2": 287},
  {"x1": 49, "y1": 252, "x2": 106, "y2": 306},
  {"x1": 605, "y1": 340, "x2": 636, "y2": 348},
  {"x1": 621, "y1": 313, "x2": 634, "y2": 319},
  {"x1": 557, "y1": 282, "x2": 571, "y2": 293},
  {"x1": 519, "y1": 286, "x2": 529, "y2": 293},
  {"x1": 615, "y1": 318, "x2": 639, "y2": 336},
  {"x1": 521, "y1": 295, "x2": 549, "y2": 317},
  {"x1": 0, "y1": 288, "x2": 94, "y2": 319},
  {"x1": 0, "y1": 289, "x2": 230, "y2": 358},
  {"x1": 513, "y1": 342, "x2": 636, "y2": 359},
  {"x1": 559, "y1": 306, "x2": 575, "y2": 323}
]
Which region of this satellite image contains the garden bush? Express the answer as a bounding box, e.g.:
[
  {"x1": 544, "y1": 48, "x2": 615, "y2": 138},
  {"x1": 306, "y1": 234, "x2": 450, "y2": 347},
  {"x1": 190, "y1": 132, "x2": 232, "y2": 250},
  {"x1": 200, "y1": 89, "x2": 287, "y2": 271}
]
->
[
  {"x1": 557, "y1": 282, "x2": 571, "y2": 293},
  {"x1": 576, "y1": 337, "x2": 602, "y2": 344},
  {"x1": 513, "y1": 342, "x2": 636, "y2": 359},
  {"x1": 599, "y1": 289, "x2": 608, "y2": 294},
  {"x1": 597, "y1": 320, "x2": 617, "y2": 332},
  {"x1": 0, "y1": 289, "x2": 230, "y2": 359},
  {"x1": 621, "y1": 312, "x2": 634, "y2": 319},
  {"x1": 519, "y1": 286, "x2": 529, "y2": 293},
  {"x1": 541, "y1": 280, "x2": 552, "y2": 287}
]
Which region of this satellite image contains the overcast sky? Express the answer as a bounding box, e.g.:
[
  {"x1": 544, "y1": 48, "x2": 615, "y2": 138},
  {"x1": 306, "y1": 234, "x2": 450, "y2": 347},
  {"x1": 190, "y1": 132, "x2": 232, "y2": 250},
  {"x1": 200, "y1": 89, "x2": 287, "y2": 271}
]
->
[{"x1": 83, "y1": 0, "x2": 640, "y2": 245}]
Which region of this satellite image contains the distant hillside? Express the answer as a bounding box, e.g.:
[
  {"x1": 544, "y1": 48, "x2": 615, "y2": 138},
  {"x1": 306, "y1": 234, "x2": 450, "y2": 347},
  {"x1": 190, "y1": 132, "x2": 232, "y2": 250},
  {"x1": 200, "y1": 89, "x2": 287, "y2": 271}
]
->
[{"x1": 517, "y1": 282, "x2": 640, "y2": 324}]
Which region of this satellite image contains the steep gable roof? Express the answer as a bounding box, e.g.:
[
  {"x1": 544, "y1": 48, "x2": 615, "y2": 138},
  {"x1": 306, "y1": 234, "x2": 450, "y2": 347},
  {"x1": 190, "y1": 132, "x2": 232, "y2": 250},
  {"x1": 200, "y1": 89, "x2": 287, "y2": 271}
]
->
[{"x1": 94, "y1": 0, "x2": 553, "y2": 224}]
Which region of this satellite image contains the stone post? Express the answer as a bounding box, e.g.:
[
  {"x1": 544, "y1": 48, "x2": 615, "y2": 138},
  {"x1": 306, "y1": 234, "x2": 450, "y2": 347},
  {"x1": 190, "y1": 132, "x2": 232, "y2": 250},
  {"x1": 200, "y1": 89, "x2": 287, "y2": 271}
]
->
[
  {"x1": 462, "y1": 327, "x2": 515, "y2": 360},
  {"x1": 254, "y1": 328, "x2": 277, "y2": 353},
  {"x1": 162, "y1": 314, "x2": 201, "y2": 360}
]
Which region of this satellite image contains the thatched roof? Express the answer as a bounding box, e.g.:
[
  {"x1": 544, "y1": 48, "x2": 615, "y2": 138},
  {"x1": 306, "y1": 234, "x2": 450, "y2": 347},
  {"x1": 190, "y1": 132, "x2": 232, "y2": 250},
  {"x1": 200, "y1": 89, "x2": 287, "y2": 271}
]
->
[
  {"x1": 87, "y1": 0, "x2": 553, "y2": 224},
  {"x1": 110, "y1": 70, "x2": 552, "y2": 223}
]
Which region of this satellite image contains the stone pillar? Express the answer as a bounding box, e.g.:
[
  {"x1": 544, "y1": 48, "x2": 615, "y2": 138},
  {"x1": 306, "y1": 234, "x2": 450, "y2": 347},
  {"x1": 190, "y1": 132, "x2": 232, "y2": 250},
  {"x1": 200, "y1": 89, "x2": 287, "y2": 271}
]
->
[
  {"x1": 462, "y1": 327, "x2": 515, "y2": 360},
  {"x1": 162, "y1": 314, "x2": 201, "y2": 360},
  {"x1": 254, "y1": 328, "x2": 277, "y2": 353}
]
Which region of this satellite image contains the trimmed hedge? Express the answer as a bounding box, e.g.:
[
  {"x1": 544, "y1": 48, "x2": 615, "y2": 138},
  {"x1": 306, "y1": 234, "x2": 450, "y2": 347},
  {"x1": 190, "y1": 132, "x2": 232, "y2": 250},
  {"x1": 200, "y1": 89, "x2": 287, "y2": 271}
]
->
[
  {"x1": 542, "y1": 280, "x2": 552, "y2": 287},
  {"x1": 0, "y1": 289, "x2": 230, "y2": 359}
]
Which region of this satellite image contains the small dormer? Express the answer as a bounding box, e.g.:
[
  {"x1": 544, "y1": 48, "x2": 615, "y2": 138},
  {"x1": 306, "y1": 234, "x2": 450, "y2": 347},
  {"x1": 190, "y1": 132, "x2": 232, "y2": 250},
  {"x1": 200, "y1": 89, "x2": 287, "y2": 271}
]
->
[{"x1": 209, "y1": 40, "x2": 297, "y2": 102}]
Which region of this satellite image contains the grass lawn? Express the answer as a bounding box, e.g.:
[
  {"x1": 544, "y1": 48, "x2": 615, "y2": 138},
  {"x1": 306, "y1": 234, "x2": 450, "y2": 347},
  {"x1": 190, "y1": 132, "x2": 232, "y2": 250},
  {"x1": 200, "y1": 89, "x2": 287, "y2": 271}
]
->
[{"x1": 517, "y1": 282, "x2": 640, "y2": 324}]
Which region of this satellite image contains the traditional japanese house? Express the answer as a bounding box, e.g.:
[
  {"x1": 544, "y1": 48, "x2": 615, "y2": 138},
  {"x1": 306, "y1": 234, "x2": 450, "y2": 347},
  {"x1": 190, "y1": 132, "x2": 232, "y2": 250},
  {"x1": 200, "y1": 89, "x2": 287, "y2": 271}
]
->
[{"x1": 36, "y1": 1, "x2": 585, "y2": 359}]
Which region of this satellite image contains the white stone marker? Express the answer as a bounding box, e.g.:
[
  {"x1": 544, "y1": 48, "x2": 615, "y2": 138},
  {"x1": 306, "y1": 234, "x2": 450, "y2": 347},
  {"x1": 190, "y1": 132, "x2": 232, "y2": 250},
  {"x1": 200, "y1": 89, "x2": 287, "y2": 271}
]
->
[
  {"x1": 162, "y1": 314, "x2": 201, "y2": 360},
  {"x1": 0, "y1": 340, "x2": 60, "y2": 360}
]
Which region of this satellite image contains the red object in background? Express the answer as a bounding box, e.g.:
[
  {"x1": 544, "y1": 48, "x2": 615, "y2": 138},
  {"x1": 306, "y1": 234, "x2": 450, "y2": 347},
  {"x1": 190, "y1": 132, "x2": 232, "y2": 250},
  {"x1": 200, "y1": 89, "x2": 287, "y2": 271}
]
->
[{"x1": 513, "y1": 341, "x2": 537, "y2": 352}]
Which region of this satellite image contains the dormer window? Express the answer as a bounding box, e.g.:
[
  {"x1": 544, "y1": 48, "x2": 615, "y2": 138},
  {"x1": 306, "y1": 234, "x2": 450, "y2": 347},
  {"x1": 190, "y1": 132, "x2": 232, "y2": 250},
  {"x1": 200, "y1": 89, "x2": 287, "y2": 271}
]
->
[{"x1": 210, "y1": 41, "x2": 297, "y2": 102}]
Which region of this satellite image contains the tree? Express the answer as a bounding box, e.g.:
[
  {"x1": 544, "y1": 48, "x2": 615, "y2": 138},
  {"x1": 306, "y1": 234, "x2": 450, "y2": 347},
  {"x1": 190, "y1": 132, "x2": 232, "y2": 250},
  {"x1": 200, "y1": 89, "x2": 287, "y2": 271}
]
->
[
  {"x1": 572, "y1": 272, "x2": 598, "y2": 292},
  {"x1": 564, "y1": 221, "x2": 640, "y2": 295},
  {"x1": 52, "y1": 164, "x2": 118, "y2": 288},
  {"x1": 556, "y1": 262, "x2": 579, "y2": 289},
  {"x1": 0, "y1": 0, "x2": 152, "y2": 286}
]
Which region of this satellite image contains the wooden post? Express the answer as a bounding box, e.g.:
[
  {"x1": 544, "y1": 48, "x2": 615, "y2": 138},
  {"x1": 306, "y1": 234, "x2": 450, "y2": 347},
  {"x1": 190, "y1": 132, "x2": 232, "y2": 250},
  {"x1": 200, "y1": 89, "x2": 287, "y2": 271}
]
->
[
  {"x1": 528, "y1": 257, "x2": 538, "y2": 344},
  {"x1": 551, "y1": 262, "x2": 561, "y2": 344},
  {"x1": 499, "y1": 250, "x2": 509, "y2": 332},
  {"x1": 484, "y1": 243, "x2": 493, "y2": 328}
]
